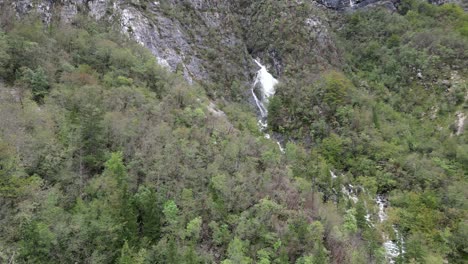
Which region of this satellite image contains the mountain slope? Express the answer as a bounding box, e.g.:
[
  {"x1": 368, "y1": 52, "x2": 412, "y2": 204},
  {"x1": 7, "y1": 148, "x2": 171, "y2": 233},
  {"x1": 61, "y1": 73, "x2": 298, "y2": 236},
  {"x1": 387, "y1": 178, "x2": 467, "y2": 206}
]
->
[{"x1": 0, "y1": 0, "x2": 466, "y2": 263}]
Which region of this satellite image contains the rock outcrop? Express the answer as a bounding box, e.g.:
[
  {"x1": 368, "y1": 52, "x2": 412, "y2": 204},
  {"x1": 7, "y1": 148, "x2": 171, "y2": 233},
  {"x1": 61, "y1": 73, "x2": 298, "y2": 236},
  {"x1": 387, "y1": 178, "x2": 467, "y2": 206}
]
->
[
  {"x1": 0, "y1": 0, "x2": 249, "y2": 84},
  {"x1": 1, "y1": 0, "x2": 459, "y2": 85},
  {"x1": 1, "y1": 0, "x2": 341, "y2": 85}
]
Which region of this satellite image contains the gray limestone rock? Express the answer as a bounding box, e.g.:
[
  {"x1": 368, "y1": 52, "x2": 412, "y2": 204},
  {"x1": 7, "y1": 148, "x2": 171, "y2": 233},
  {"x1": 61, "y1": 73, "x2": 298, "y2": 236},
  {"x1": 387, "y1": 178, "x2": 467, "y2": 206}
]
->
[{"x1": 1, "y1": 0, "x2": 459, "y2": 85}]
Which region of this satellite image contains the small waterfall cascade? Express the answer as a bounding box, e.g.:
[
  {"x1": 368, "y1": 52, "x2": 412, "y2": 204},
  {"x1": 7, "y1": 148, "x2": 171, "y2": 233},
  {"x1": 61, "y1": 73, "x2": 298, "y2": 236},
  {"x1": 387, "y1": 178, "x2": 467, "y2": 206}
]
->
[
  {"x1": 330, "y1": 170, "x2": 359, "y2": 204},
  {"x1": 252, "y1": 59, "x2": 278, "y2": 127},
  {"x1": 376, "y1": 195, "x2": 405, "y2": 263},
  {"x1": 251, "y1": 59, "x2": 283, "y2": 153},
  {"x1": 253, "y1": 60, "x2": 277, "y2": 105},
  {"x1": 455, "y1": 111, "x2": 466, "y2": 135},
  {"x1": 331, "y1": 171, "x2": 405, "y2": 261},
  {"x1": 341, "y1": 184, "x2": 359, "y2": 203}
]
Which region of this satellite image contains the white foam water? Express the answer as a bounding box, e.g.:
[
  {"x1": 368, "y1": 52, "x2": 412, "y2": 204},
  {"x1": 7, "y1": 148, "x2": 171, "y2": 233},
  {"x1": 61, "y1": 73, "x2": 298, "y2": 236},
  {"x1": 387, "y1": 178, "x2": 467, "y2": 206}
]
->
[
  {"x1": 251, "y1": 59, "x2": 283, "y2": 153},
  {"x1": 376, "y1": 195, "x2": 404, "y2": 263}
]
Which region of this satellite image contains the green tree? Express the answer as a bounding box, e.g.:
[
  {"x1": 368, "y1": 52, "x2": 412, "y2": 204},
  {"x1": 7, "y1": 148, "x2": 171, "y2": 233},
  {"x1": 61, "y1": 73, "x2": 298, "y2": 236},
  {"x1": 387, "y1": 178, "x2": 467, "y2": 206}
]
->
[
  {"x1": 65, "y1": 88, "x2": 107, "y2": 175},
  {"x1": 222, "y1": 237, "x2": 253, "y2": 264},
  {"x1": 323, "y1": 71, "x2": 352, "y2": 113},
  {"x1": 321, "y1": 134, "x2": 344, "y2": 167},
  {"x1": 18, "y1": 66, "x2": 49, "y2": 102},
  {"x1": 355, "y1": 200, "x2": 368, "y2": 229},
  {"x1": 209, "y1": 221, "x2": 230, "y2": 246},
  {"x1": 104, "y1": 152, "x2": 127, "y2": 187},
  {"x1": 185, "y1": 217, "x2": 202, "y2": 241},
  {"x1": 133, "y1": 186, "x2": 162, "y2": 242},
  {"x1": 19, "y1": 222, "x2": 56, "y2": 263},
  {"x1": 163, "y1": 200, "x2": 180, "y2": 230},
  {"x1": 0, "y1": 141, "x2": 42, "y2": 200},
  {"x1": 343, "y1": 209, "x2": 358, "y2": 234},
  {"x1": 117, "y1": 241, "x2": 146, "y2": 264},
  {"x1": 0, "y1": 31, "x2": 10, "y2": 78}
]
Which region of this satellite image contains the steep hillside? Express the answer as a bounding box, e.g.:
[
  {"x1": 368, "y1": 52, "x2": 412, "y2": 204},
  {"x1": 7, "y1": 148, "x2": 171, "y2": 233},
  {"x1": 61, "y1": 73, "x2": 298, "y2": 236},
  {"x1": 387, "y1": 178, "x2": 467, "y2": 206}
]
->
[
  {"x1": 0, "y1": 0, "x2": 467, "y2": 263},
  {"x1": 0, "y1": 0, "x2": 343, "y2": 95}
]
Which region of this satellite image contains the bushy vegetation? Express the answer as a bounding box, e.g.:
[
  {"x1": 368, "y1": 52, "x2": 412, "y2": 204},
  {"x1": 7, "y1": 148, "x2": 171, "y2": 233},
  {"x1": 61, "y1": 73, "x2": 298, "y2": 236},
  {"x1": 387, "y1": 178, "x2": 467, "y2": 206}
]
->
[
  {"x1": 239, "y1": 0, "x2": 340, "y2": 76},
  {"x1": 268, "y1": 0, "x2": 467, "y2": 262},
  {"x1": 0, "y1": 14, "x2": 382, "y2": 264},
  {"x1": 0, "y1": 0, "x2": 466, "y2": 263}
]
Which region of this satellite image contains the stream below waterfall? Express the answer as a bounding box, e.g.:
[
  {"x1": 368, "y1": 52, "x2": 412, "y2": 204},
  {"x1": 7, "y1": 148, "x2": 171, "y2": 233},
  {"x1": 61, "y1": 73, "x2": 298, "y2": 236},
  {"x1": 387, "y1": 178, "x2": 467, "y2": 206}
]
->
[
  {"x1": 377, "y1": 196, "x2": 405, "y2": 263},
  {"x1": 334, "y1": 171, "x2": 404, "y2": 263},
  {"x1": 252, "y1": 58, "x2": 405, "y2": 261}
]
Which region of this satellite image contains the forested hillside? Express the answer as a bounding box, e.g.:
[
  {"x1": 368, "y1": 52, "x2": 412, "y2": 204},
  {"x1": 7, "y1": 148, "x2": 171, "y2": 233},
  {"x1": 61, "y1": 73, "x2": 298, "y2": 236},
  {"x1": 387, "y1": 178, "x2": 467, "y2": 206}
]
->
[
  {"x1": 0, "y1": 0, "x2": 466, "y2": 263},
  {"x1": 268, "y1": 1, "x2": 468, "y2": 263}
]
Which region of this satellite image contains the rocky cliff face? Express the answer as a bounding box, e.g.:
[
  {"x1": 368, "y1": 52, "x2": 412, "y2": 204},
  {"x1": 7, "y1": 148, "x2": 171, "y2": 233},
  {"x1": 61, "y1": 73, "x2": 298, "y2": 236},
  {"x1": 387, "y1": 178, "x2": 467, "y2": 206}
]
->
[
  {"x1": 1, "y1": 0, "x2": 245, "y2": 84},
  {"x1": 0, "y1": 0, "x2": 457, "y2": 86},
  {"x1": 319, "y1": 0, "x2": 461, "y2": 9},
  {"x1": 1, "y1": 0, "x2": 341, "y2": 87}
]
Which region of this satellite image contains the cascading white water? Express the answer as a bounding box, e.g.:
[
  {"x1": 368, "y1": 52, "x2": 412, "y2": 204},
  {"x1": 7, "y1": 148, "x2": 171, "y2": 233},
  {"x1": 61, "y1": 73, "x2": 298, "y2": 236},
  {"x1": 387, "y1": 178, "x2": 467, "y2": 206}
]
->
[
  {"x1": 253, "y1": 59, "x2": 278, "y2": 104},
  {"x1": 331, "y1": 171, "x2": 404, "y2": 262},
  {"x1": 455, "y1": 111, "x2": 466, "y2": 135},
  {"x1": 330, "y1": 171, "x2": 359, "y2": 204},
  {"x1": 376, "y1": 195, "x2": 404, "y2": 263},
  {"x1": 252, "y1": 59, "x2": 278, "y2": 121},
  {"x1": 341, "y1": 184, "x2": 359, "y2": 203},
  {"x1": 251, "y1": 59, "x2": 284, "y2": 153},
  {"x1": 376, "y1": 196, "x2": 388, "y2": 222}
]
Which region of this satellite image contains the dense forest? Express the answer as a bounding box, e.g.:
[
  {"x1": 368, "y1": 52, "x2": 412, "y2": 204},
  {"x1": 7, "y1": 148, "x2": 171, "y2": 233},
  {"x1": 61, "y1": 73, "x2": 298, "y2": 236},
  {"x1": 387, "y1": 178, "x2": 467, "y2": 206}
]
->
[{"x1": 0, "y1": 0, "x2": 466, "y2": 263}]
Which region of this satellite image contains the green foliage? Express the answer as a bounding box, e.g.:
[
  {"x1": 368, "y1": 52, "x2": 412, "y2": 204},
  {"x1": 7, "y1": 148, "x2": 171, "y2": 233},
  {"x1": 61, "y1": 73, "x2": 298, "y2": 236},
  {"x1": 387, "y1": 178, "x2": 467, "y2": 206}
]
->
[
  {"x1": 163, "y1": 200, "x2": 180, "y2": 227},
  {"x1": 0, "y1": 9, "x2": 333, "y2": 264},
  {"x1": 0, "y1": 2, "x2": 466, "y2": 263},
  {"x1": 295, "y1": 255, "x2": 314, "y2": 264},
  {"x1": 0, "y1": 141, "x2": 41, "y2": 198},
  {"x1": 321, "y1": 134, "x2": 344, "y2": 167},
  {"x1": 117, "y1": 241, "x2": 146, "y2": 264},
  {"x1": 343, "y1": 209, "x2": 358, "y2": 234},
  {"x1": 185, "y1": 216, "x2": 202, "y2": 241},
  {"x1": 209, "y1": 221, "x2": 231, "y2": 246},
  {"x1": 19, "y1": 221, "x2": 56, "y2": 263},
  {"x1": 0, "y1": 31, "x2": 10, "y2": 77},
  {"x1": 323, "y1": 71, "x2": 352, "y2": 111},
  {"x1": 223, "y1": 237, "x2": 253, "y2": 264},
  {"x1": 104, "y1": 152, "x2": 127, "y2": 186},
  {"x1": 355, "y1": 200, "x2": 368, "y2": 230},
  {"x1": 133, "y1": 186, "x2": 162, "y2": 242},
  {"x1": 19, "y1": 66, "x2": 49, "y2": 102},
  {"x1": 263, "y1": 1, "x2": 468, "y2": 262}
]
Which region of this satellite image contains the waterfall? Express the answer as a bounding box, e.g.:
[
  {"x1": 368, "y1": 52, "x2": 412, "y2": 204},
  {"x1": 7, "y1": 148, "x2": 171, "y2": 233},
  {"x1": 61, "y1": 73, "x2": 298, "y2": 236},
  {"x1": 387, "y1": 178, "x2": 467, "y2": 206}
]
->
[
  {"x1": 331, "y1": 171, "x2": 405, "y2": 262},
  {"x1": 251, "y1": 59, "x2": 283, "y2": 153},
  {"x1": 251, "y1": 58, "x2": 405, "y2": 260},
  {"x1": 455, "y1": 111, "x2": 466, "y2": 135},
  {"x1": 254, "y1": 60, "x2": 278, "y2": 100},
  {"x1": 341, "y1": 184, "x2": 359, "y2": 203},
  {"x1": 376, "y1": 195, "x2": 405, "y2": 263},
  {"x1": 252, "y1": 59, "x2": 278, "y2": 122}
]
